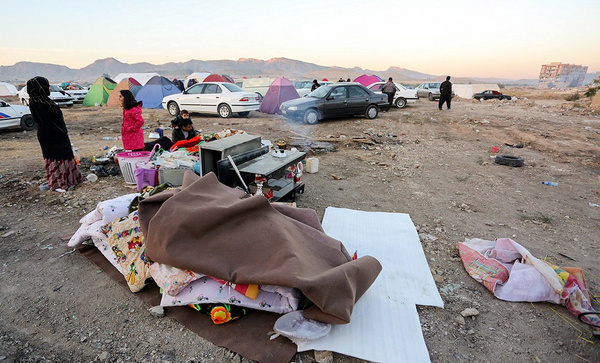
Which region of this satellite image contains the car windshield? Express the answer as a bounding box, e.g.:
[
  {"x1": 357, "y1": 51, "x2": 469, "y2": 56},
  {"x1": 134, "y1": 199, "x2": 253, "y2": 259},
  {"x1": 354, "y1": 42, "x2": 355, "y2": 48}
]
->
[
  {"x1": 50, "y1": 85, "x2": 62, "y2": 92},
  {"x1": 308, "y1": 85, "x2": 333, "y2": 98},
  {"x1": 222, "y1": 83, "x2": 245, "y2": 93}
]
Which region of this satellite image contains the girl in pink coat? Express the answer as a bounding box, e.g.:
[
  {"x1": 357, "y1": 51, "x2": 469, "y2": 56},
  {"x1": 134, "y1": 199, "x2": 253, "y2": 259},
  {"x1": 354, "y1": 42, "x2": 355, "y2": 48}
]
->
[{"x1": 119, "y1": 90, "x2": 145, "y2": 151}]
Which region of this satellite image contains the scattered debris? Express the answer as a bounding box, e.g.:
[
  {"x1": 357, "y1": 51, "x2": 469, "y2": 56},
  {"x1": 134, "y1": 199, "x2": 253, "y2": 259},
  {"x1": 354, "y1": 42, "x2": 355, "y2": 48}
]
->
[
  {"x1": 558, "y1": 253, "x2": 576, "y2": 261},
  {"x1": 330, "y1": 174, "x2": 344, "y2": 180},
  {"x1": 58, "y1": 248, "x2": 77, "y2": 258}
]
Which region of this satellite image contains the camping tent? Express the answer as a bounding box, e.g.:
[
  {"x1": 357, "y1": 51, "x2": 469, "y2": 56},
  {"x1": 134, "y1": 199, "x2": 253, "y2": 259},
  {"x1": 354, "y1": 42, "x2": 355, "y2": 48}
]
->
[
  {"x1": 0, "y1": 82, "x2": 18, "y2": 97},
  {"x1": 106, "y1": 78, "x2": 143, "y2": 108},
  {"x1": 203, "y1": 74, "x2": 235, "y2": 83},
  {"x1": 453, "y1": 84, "x2": 500, "y2": 99},
  {"x1": 112, "y1": 73, "x2": 160, "y2": 86},
  {"x1": 83, "y1": 77, "x2": 117, "y2": 106},
  {"x1": 184, "y1": 72, "x2": 211, "y2": 89},
  {"x1": 135, "y1": 76, "x2": 180, "y2": 109},
  {"x1": 258, "y1": 78, "x2": 300, "y2": 114},
  {"x1": 353, "y1": 75, "x2": 383, "y2": 87}
]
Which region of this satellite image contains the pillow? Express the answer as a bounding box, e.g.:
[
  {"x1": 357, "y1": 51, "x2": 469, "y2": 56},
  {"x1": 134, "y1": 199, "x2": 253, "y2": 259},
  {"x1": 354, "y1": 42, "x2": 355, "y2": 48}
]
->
[
  {"x1": 97, "y1": 193, "x2": 139, "y2": 224},
  {"x1": 102, "y1": 211, "x2": 152, "y2": 292},
  {"x1": 161, "y1": 276, "x2": 300, "y2": 314},
  {"x1": 149, "y1": 263, "x2": 203, "y2": 296}
]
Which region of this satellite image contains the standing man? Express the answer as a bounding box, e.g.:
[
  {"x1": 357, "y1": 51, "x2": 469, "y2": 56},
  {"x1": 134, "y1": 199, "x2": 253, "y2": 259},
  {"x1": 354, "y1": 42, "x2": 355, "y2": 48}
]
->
[
  {"x1": 382, "y1": 77, "x2": 396, "y2": 110},
  {"x1": 439, "y1": 76, "x2": 452, "y2": 110}
]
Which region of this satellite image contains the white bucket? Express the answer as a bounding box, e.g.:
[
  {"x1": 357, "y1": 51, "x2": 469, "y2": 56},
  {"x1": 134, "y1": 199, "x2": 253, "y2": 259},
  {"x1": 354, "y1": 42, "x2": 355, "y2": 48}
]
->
[{"x1": 305, "y1": 157, "x2": 319, "y2": 173}]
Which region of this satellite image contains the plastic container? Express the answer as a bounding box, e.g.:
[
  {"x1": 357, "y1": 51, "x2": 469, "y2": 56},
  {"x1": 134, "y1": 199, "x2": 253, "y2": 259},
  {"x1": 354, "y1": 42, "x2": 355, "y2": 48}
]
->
[
  {"x1": 86, "y1": 173, "x2": 98, "y2": 182},
  {"x1": 158, "y1": 167, "x2": 192, "y2": 187},
  {"x1": 116, "y1": 151, "x2": 151, "y2": 184},
  {"x1": 305, "y1": 157, "x2": 319, "y2": 173},
  {"x1": 542, "y1": 181, "x2": 559, "y2": 186}
]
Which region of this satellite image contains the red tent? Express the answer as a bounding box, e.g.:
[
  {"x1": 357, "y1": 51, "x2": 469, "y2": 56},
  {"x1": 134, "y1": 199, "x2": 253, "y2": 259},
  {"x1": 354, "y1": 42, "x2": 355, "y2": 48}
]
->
[
  {"x1": 258, "y1": 78, "x2": 300, "y2": 115},
  {"x1": 322, "y1": 78, "x2": 329, "y2": 81},
  {"x1": 203, "y1": 74, "x2": 235, "y2": 83},
  {"x1": 353, "y1": 74, "x2": 383, "y2": 87}
]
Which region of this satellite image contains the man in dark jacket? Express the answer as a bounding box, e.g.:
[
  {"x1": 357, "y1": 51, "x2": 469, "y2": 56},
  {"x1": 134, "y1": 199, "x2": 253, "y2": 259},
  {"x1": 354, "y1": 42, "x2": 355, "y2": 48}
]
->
[
  {"x1": 439, "y1": 76, "x2": 452, "y2": 110},
  {"x1": 381, "y1": 77, "x2": 396, "y2": 110}
]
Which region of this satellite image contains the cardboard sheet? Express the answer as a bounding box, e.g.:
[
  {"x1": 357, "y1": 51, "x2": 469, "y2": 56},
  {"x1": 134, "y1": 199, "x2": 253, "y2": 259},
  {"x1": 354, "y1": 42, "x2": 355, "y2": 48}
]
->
[{"x1": 297, "y1": 207, "x2": 443, "y2": 362}]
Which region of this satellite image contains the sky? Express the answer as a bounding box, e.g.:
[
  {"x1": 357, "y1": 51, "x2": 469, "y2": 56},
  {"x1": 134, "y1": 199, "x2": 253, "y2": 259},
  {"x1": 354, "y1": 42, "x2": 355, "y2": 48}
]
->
[{"x1": 2, "y1": 0, "x2": 599, "y2": 80}]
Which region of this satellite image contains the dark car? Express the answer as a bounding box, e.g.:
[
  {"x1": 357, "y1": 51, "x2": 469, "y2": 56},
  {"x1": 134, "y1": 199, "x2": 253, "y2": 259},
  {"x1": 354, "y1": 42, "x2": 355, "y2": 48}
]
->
[
  {"x1": 279, "y1": 83, "x2": 389, "y2": 124},
  {"x1": 474, "y1": 90, "x2": 512, "y2": 101}
]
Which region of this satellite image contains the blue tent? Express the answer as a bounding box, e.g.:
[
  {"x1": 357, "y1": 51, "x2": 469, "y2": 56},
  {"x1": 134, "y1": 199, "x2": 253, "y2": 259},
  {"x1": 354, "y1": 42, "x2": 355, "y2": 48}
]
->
[{"x1": 135, "y1": 76, "x2": 180, "y2": 109}]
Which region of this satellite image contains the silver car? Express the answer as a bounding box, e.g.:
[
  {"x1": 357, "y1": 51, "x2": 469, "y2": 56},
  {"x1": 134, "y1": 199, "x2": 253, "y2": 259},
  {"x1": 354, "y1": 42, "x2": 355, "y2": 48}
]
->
[{"x1": 416, "y1": 82, "x2": 442, "y2": 101}]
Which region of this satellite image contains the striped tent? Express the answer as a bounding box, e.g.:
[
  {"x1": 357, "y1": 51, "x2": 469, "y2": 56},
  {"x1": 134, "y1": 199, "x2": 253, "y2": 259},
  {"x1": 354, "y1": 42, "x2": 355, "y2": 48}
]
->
[
  {"x1": 83, "y1": 77, "x2": 117, "y2": 106},
  {"x1": 106, "y1": 78, "x2": 143, "y2": 108}
]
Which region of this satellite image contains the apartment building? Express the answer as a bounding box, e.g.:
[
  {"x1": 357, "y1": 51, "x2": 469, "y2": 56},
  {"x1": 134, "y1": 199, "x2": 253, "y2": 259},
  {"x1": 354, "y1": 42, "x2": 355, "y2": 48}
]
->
[{"x1": 538, "y1": 62, "x2": 588, "y2": 89}]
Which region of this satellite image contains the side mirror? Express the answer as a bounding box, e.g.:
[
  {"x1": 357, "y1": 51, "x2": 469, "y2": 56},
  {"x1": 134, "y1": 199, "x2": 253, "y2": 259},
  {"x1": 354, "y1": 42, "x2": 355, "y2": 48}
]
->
[{"x1": 326, "y1": 96, "x2": 333, "y2": 101}]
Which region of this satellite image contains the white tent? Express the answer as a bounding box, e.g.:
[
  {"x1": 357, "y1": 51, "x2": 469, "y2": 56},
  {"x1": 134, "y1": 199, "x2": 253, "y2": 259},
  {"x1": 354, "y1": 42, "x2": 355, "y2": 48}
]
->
[
  {"x1": 453, "y1": 83, "x2": 500, "y2": 99},
  {"x1": 0, "y1": 82, "x2": 18, "y2": 97},
  {"x1": 112, "y1": 73, "x2": 160, "y2": 86},
  {"x1": 184, "y1": 72, "x2": 211, "y2": 89}
]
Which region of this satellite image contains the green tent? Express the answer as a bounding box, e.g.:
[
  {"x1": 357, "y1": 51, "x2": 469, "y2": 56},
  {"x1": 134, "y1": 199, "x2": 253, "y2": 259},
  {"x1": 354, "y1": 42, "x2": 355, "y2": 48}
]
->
[{"x1": 83, "y1": 77, "x2": 117, "y2": 106}]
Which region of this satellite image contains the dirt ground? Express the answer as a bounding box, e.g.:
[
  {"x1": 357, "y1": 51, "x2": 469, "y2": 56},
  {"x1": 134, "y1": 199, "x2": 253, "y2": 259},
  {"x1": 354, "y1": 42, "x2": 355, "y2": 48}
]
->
[{"x1": 1, "y1": 88, "x2": 599, "y2": 362}]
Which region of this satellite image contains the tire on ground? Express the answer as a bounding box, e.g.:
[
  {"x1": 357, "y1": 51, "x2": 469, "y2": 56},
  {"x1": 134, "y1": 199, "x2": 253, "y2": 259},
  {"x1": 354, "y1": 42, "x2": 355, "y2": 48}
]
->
[{"x1": 494, "y1": 155, "x2": 524, "y2": 167}]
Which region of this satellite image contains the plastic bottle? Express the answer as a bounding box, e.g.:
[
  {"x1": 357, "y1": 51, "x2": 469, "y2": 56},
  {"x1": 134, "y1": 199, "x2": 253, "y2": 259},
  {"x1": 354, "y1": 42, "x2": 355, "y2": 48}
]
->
[{"x1": 542, "y1": 181, "x2": 559, "y2": 186}]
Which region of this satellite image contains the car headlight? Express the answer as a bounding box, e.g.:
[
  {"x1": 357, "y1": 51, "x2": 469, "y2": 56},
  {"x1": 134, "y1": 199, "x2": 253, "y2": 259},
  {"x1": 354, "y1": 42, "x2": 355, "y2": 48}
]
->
[{"x1": 288, "y1": 106, "x2": 297, "y2": 111}]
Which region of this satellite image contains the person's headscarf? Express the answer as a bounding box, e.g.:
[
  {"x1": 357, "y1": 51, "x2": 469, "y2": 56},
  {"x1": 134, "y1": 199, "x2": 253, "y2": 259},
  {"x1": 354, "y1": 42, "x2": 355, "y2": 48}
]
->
[{"x1": 27, "y1": 76, "x2": 59, "y2": 113}]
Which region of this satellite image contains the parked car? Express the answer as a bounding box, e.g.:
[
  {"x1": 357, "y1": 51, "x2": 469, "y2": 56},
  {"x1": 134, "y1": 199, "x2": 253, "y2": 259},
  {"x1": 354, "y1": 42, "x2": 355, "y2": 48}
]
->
[
  {"x1": 293, "y1": 80, "x2": 334, "y2": 97},
  {"x1": 234, "y1": 77, "x2": 276, "y2": 102},
  {"x1": 366, "y1": 82, "x2": 418, "y2": 108},
  {"x1": 473, "y1": 90, "x2": 512, "y2": 101},
  {"x1": 59, "y1": 83, "x2": 88, "y2": 103},
  {"x1": 18, "y1": 85, "x2": 74, "y2": 107},
  {"x1": 162, "y1": 82, "x2": 260, "y2": 118},
  {"x1": 0, "y1": 99, "x2": 35, "y2": 131},
  {"x1": 279, "y1": 83, "x2": 388, "y2": 125},
  {"x1": 416, "y1": 82, "x2": 455, "y2": 101}
]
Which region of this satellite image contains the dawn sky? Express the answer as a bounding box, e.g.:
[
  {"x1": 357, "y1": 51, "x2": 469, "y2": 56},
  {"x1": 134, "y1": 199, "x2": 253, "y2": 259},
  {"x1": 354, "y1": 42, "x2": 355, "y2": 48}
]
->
[{"x1": 2, "y1": 0, "x2": 599, "y2": 79}]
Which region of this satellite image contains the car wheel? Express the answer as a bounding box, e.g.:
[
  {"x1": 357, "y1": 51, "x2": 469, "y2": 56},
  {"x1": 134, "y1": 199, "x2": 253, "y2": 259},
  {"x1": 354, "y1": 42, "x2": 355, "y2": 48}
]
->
[
  {"x1": 22, "y1": 98, "x2": 28, "y2": 106},
  {"x1": 167, "y1": 102, "x2": 180, "y2": 116},
  {"x1": 238, "y1": 111, "x2": 250, "y2": 117},
  {"x1": 67, "y1": 104, "x2": 73, "y2": 108},
  {"x1": 303, "y1": 109, "x2": 319, "y2": 125},
  {"x1": 494, "y1": 155, "x2": 524, "y2": 167},
  {"x1": 499, "y1": 96, "x2": 504, "y2": 100},
  {"x1": 395, "y1": 97, "x2": 407, "y2": 108},
  {"x1": 365, "y1": 105, "x2": 378, "y2": 119},
  {"x1": 20, "y1": 115, "x2": 36, "y2": 131},
  {"x1": 218, "y1": 103, "x2": 232, "y2": 118},
  {"x1": 428, "y1": 93, "x2": 434, "y2": 101}
]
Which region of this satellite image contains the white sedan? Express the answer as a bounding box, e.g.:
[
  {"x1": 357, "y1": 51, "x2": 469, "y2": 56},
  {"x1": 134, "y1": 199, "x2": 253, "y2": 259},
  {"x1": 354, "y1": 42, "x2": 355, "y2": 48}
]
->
[
  {"x1": 0, "y1": 99, "x2": 35, "y2": 131},
  {"x1": 367, "y1": 82, "x2": 418, "y2": 108},
  {"x1": 18, "y1": 85, "x2": 74, "y2": 107},
  {"x1": 162, "y1": 82, "x2": 260, "y2": 118}
]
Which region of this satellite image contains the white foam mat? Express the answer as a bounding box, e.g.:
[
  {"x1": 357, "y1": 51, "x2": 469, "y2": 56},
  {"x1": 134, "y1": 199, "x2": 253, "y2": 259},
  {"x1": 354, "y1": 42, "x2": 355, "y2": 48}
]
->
[{"x1": 297, "y1": 207, "x2": 443, "y2": 362}]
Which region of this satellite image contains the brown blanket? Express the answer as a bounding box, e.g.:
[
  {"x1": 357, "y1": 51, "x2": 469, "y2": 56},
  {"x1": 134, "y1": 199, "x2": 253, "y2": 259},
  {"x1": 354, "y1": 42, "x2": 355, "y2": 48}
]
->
[{"x1": 138, "y1": 172, "x2": 382, "y2": 324}]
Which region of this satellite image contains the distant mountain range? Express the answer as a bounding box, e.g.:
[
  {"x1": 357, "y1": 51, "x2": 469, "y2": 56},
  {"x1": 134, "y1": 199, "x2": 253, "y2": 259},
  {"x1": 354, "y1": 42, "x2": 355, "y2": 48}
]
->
[{"x1": 2, "y1": 56, "x2": 592, "y2": 87}]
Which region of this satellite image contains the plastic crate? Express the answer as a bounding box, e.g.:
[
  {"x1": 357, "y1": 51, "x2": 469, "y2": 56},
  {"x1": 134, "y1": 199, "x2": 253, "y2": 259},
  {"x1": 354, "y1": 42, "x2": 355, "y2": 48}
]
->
[
  {"x1": 116, "y1": 151, "x2": 151, "y2": 184},
  {"x1": 158, "y1": 167, "x2": 193, "y2": 187}
]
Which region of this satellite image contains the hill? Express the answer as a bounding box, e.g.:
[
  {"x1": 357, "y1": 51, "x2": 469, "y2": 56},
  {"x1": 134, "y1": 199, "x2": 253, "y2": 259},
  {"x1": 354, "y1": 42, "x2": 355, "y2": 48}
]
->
[{"x1": 0, "y1": 57, "x2": 534, "y2": 85}]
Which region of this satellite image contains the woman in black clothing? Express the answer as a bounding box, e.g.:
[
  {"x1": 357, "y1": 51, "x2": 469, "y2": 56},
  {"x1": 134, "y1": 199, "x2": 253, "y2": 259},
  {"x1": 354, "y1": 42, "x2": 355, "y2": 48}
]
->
[{"x1": 27, "y1": 76, "x2": 83, "y2": 191}]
